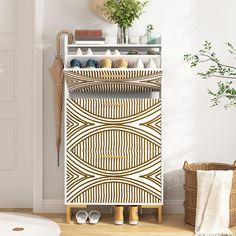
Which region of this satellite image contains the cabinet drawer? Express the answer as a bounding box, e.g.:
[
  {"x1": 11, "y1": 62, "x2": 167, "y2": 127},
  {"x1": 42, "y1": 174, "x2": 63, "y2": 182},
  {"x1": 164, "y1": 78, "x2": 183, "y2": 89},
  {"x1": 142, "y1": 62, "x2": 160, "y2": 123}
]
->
[
  {"x1": 64, "y1": 69, "x2": 162, "y2": 93},
  {"x1": 65, "y1": 98, "x2": 162, "y2": 204}
]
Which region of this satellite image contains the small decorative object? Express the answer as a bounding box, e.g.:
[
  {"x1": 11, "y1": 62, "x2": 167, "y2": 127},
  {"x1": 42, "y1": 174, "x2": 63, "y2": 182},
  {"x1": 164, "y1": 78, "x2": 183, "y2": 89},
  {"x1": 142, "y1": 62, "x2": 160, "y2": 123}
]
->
[
  {"x1": 105, "y1": 49, "x2": 112, "y2": 55},
  {"x1": 86, "y1": 48, "x2": 93, "y2": 55},
  {"x1": 116, "y1": 58, "x2": 128, "y2": 68},
  {"x1": 113, "y1": 49, "x2": 121, "y2": 55},
  {"x1": 105, "y1": 35, "x2": 117, "y2": 44},
  {"x1": 135, "y1": 58, "x2": 144, "y2": 68},
  {"x1": 140, "y1": 24, "x2": 155, "y2": 44},
  {"x1": 101, "y1": 58, "x2": 112, "y2": 68},
  {"x1": 129, "y1": 36, "x2": 140, "y2": 44},
  {"x1": 146, "y1": 24, "x2": 155, "y2": 44},
  {"x1": 103, "y1": 0, "x2": 148, "y2": 44},
  {"x1": 139, "y1": 35, "x2": 148, "y2": 44},
  {"x1": 127, "y1": 50, "x2": 139, "y2": 55},
  {"x1": 70, "y1": 59, "x2": 82, "y2": 68},
  {"x1": 146, "y1": 58, "x2": 156, "y2": 68},
  {"x1": 76, "y1": 48, "x2": 83, "y2": 55},
  {"x1": 86, "y1": 59, "x2": 98, "y2": 68}
]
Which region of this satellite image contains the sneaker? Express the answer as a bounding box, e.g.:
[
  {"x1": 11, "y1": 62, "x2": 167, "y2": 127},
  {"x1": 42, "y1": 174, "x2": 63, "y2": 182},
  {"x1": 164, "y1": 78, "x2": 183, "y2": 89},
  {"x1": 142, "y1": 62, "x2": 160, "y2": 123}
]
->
[
  {"x1": 128, "y1": 206, "x2": 139, "y2": 225},
  {"x1": 75, "y1": 210, "x2": 88, "y2": 224},
  {"x1": 114, "y1": 206, "x2": 124, "y2": 225},
  {"x1": 88, "y1": 210, "x2": 101, "y2": 224}
]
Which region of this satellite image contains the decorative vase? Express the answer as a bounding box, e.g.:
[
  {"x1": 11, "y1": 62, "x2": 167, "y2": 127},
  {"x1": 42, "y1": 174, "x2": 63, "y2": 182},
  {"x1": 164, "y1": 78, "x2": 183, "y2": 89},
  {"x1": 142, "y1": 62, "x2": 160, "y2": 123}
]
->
[
  {"x1": 117, "y1": 26, "x2": 129, "y2": 44},
  {"x1": 147, "y1": 34, "x2": 156, "y2": 44}
]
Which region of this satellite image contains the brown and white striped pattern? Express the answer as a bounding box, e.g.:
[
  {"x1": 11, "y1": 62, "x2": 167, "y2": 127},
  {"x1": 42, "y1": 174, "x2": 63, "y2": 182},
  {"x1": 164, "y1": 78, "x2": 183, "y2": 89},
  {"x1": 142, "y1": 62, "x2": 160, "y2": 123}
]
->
[
  {"x1": 64, "y1": 69, "x2": 162, "y2": 92},
  {"x1": 66, "y1": 98, "x2": 162, "y2": 204}
]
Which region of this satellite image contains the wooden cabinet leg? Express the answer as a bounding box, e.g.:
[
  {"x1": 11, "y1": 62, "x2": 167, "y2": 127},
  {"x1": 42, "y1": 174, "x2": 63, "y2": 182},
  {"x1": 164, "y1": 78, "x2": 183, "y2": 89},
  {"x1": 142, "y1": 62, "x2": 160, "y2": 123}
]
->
[
  {"x1": 157, "y1": 206, "x2": 162, "y2": 224},
  {"x1": 65, "y1": 205, "x2": 87, "y2": 224},
  {"x1": 66, "y1": 205, "x2": 71, "y2": 224}
]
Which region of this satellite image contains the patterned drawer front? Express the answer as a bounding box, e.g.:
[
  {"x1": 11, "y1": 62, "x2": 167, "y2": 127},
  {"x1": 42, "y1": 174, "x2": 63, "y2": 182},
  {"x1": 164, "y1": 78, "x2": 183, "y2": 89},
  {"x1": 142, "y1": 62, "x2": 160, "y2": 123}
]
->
[
  {"x1": 64, "y1": 69, "x2": 162, "y2": 93},
  {"x1": 66, "y1": 98, "x2": 162, "y2": 205}
]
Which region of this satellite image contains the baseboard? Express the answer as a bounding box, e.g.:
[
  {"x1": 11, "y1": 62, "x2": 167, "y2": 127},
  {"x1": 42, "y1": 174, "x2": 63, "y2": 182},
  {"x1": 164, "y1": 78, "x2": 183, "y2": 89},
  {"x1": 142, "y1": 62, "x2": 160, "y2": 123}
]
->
[
  {"x1": 43, "y1": 199, "x2": 65, "y2": 213},
  {"x1": 163, "y1": 200, "x2": 184, "y2": 214},
  {"x1": 43, "y1": 199, "x2": 185, "y2": 214}
]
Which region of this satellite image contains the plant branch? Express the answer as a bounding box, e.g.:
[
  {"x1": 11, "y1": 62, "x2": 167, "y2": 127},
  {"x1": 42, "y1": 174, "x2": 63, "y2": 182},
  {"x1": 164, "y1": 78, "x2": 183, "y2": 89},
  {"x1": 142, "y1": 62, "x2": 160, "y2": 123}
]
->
[
  {"x1": 184, "y1": 41, "x2": 236, "y2": 109},
  {"x1": 199, "y1": 52, "x2": 236, "y2": 70}
]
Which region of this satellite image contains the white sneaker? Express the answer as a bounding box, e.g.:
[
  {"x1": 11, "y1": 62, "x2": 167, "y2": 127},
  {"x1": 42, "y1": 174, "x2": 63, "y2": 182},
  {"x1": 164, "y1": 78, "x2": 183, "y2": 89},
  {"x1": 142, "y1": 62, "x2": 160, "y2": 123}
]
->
[
  {"x1": 76, "y1": 210, "x2": 88, "y2": 224},
  {"x1": 88, "y1": 210, "x2": 101, "y2": 224}
]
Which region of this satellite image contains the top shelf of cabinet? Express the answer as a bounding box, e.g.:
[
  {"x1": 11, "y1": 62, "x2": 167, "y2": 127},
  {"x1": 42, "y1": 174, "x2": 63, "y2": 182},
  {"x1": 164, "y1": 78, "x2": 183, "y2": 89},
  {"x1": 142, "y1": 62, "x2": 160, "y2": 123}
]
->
[{"x1": 67, "y1": 44, "x2": 162, "y2": 49}]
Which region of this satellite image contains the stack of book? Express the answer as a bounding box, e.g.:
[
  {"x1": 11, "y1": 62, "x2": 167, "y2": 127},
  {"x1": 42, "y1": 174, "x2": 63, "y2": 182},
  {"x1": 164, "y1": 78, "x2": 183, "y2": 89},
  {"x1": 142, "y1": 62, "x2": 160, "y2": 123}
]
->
[{"x1": 75, "y1": 29, "x2": 105, "y2": 45}]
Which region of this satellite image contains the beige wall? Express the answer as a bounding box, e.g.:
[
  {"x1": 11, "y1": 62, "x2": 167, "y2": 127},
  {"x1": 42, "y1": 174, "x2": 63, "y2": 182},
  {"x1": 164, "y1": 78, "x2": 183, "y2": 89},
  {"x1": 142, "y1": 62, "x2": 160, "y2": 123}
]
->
[{"x1": 43, "y1": 0, "x2": 236, "y2": 212}]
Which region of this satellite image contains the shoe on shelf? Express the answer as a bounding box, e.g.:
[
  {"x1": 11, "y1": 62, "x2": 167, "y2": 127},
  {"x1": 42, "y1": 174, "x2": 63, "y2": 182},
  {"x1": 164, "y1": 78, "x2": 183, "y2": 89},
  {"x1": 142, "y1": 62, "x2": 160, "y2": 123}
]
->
[
  {"x1": 114, "y1": 206, "x2": 124, "y2": 225},
  {"x1": 75, "y1": 210, "x2": 88, "y2": 224},
  {"x1": 128, "y1": 206, "x2": 139, "y2": 225},
  {"x1": 86, "y1": 59, "x2": 98, "y2": 68},
  {"x1": 88, "y1": 210, "x2": 101, "y2": 224},
  {"x1": 70, "y1": 59, "x2": 82, "y2": 68}
]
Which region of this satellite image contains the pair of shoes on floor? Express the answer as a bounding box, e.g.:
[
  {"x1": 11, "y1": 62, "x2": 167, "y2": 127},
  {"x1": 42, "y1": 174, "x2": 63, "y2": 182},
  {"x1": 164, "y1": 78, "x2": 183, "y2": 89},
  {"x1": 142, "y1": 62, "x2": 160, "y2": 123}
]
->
[
  {"x1": 76, "y1": 210, "x2": 101, "y2": 224},
  {"x1": 114, "y1": 206, "x2": 139, "y2": 225}
]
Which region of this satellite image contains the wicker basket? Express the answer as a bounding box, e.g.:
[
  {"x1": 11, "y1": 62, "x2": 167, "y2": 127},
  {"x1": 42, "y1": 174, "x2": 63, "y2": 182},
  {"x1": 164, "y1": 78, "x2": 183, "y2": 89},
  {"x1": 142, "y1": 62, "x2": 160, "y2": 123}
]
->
[{"x1": 183, "y1": 161, "x2": 236, "y2": 227}]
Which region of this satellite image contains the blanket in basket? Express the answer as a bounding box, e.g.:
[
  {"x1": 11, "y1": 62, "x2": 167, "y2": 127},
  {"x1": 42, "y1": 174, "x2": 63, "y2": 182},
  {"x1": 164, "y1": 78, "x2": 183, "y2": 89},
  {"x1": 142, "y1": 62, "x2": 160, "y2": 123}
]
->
[{"x1": 195, "y1": 170, "x2": 234, "y2": 236}]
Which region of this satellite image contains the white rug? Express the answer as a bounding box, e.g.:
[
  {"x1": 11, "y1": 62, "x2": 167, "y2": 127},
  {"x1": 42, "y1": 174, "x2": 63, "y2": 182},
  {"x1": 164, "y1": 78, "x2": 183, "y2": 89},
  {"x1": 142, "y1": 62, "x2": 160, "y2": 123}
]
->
[{"x1": 0, "y1": 213, "x2": 60, "y2": 236}]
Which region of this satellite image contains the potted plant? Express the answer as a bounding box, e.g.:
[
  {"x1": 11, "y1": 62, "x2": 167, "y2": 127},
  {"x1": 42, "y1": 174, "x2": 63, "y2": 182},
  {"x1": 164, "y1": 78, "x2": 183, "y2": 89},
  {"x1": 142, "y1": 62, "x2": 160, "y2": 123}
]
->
[{"x1": 103, "y1": 0, "x2": 148, "y2": 44}]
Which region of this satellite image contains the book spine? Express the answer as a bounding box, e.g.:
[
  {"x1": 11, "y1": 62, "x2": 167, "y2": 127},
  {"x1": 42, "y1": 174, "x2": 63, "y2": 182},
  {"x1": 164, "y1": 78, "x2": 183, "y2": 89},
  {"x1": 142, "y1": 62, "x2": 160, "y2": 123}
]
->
[
  {"x1": 75, "y1": 30, "x2": 102, "y2": 38},
  {"x1": 75, "y1": 37, "x2": 105, "y2": 41}
]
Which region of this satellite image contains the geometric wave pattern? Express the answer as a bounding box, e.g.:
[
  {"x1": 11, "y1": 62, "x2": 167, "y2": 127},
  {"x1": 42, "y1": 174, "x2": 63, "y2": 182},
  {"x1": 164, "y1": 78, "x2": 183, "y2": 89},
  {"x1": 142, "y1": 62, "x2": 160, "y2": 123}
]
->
[
  {"x1": 65, "y1": 98, "x2": 162, "y2": 205},
  {"x1": 64, "y1": 69, "x2": 162, "y2": 92}
]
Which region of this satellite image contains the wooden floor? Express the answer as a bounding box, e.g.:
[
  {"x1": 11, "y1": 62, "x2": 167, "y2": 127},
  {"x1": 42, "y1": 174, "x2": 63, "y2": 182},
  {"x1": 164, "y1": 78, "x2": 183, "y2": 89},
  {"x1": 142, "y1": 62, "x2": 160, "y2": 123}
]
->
[
  {"x1": 38, "y1": 213, "x2": 236, "y2": 236},
  {"x1": 2, "y1": 209, "x2": 236, "y2": 236}
]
